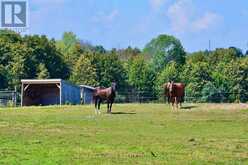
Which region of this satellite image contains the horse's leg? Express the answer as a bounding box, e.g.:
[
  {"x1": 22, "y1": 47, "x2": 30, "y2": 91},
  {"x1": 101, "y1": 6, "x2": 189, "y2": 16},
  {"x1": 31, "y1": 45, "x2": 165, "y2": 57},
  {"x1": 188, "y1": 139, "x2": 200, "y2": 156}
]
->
[
  {"x1": 171, "y1": 97, "x2": 174, "y2": 110},
  {"x1": 179, "y1": 97, "x2": 183, "y2": 109},
  {"x1": 109, "y1": 101, "x2": 113, "y2": 114},
  {"x1": 98, "y1": 99, "x2": 102, "y2": 115},
  {"x1": 95, "y1": 97, "x2": 98, "y2": 115},
  {"x1": 179, "y1": 99, "x2": 182, "y2": 109},
  {"x1": 107, "y1": 101, "x2": 110, "y2": 114},
  {"x1": 172, "y1": 97, "x2": 177, "y2": 111},
  {"x1": 175, "y1": 97, "x2": 179, "y2": 110}
]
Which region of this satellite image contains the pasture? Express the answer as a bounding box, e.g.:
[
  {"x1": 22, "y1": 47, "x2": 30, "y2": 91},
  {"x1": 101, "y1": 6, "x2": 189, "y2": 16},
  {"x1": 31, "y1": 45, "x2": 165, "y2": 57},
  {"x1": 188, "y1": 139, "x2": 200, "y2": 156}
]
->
[{"x1": 0, "y1": 104, "x2": 248, "y2": 164}]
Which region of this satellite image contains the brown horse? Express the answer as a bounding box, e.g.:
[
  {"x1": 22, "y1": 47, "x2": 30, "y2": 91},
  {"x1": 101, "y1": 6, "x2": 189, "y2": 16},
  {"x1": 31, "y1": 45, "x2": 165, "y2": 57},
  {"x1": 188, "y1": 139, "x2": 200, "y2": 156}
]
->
[
  {"x1": 164, "y1": 81, "x2": 185, "y2": 109},
  {"x1": 93, "y1": 82, "x2": 117, "y2": 114}
]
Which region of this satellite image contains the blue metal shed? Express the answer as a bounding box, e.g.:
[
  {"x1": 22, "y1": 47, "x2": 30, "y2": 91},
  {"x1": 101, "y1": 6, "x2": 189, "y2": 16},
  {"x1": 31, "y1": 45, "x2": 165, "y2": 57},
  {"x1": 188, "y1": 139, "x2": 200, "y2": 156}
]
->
[
  {"x1": 80, "y1": 85, "x2": 95, "y2": 104},
  {"x1": 21, "y1": 79, "x2": 81, "y2": 106}
]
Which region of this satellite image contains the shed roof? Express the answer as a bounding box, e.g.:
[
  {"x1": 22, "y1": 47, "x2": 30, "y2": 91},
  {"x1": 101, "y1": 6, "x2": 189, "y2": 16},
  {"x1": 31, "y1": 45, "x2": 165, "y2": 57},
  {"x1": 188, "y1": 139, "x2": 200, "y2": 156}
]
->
[
  {"x1": 79, "y1": 85, "x2": 96, "y2": 90},
  {"x1": 21, "y1": 79, "x2": 62, "y2": 84}
]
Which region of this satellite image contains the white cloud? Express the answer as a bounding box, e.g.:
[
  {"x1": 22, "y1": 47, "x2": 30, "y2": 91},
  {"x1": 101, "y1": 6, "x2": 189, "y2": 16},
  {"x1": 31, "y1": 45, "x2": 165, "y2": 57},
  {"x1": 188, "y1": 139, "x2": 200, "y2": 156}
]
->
[
  {"x1": 150, "y1": 0, "x2": 166, "y2": 10},
  {"x1": 167, "y1": 0, "x2": 192, "y2": 33},
  {"x1": 167, "y1": 0, "x2": 221, "y2": 33},
  {"x1": 92, "y1": 9, "x2": 119, "y2": 24},
  {"x1": 192, "y1": 12, "x2": 220, "y2": 31}
]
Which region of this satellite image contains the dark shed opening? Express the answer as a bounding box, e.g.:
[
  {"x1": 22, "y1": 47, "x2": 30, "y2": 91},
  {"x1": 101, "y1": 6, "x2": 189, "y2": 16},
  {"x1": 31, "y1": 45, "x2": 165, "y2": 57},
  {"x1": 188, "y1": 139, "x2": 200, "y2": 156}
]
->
[{"x1": 23, "y1": 84, "x2": 60, "y2": 106}]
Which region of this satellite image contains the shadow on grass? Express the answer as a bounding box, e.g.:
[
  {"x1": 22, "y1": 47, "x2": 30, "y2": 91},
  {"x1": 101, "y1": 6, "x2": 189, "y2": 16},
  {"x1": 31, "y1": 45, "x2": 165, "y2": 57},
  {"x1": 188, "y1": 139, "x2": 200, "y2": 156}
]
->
[
  {"x1": 111, "y1": 112, "x2": 136, "y2": 115},
  {"x1": 181, "y1": 105, "x2": 198, "y2": 110}
]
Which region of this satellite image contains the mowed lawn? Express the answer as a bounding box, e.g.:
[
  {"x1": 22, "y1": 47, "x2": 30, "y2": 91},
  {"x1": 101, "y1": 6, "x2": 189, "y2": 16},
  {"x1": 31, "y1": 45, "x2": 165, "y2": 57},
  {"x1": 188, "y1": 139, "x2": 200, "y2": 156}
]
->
[{"x1": 0, "y1": 104, "x2": 248, "y2": 165}]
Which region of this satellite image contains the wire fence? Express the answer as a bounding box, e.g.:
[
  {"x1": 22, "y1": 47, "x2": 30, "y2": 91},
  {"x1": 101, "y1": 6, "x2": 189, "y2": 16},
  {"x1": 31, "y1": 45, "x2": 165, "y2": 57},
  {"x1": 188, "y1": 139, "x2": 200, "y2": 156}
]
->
[
  {"x1": 1, "y1": 89, "x2": 247, "y2": 107},
  {"x1": 0, "y1": 90, "x2": 18, "y2": 107},
  {"x1": 115, "y1": 91, "x2": 248, "y2": 104}
]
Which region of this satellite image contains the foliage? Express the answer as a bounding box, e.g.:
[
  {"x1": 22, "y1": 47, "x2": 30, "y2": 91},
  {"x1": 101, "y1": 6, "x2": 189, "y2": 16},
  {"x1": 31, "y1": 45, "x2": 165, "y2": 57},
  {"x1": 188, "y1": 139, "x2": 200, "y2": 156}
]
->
[
  {"x1": 236, "y1": 58, "x2": 248, "y2": 102},
  {"x1": 143, "y1": 34, "x2": 186, "y2": 72},
  {"x1": 36, "y1": 63, "x2": 50, "y2": 79},
  {"x1": 24, "y1": 35, "x2": 69, "y2": 79},
  {"x1": 0, "y1": 30, "x2": 69, "y2": 89},
  {"x1": 0, "y1": 30, "x2": 248, "y2": 103},
  {"x1": 0, "y1": 65, "x2": 8, "y2": 89},
  {"x1": 201, "y1": 82, "x2": 227, "y2": 103},
  {"x1": 118, "y1": 46, "x2": 141, "y2": 61},
  {"x1": 70, "y1": 53, "x2": 98, "y2": 87},
  {"x1": 56, "y1": 32, "x2": 81, "y2": 69},
  {"x1": 126, "y1": 56, "x2": 155, "y2": 98},
  {"x1": 93, "y1": 52, "x2": 127, "y2": 91},
  {"x1": 182, "y1": 61, "x2": 211, "y2": 100}
]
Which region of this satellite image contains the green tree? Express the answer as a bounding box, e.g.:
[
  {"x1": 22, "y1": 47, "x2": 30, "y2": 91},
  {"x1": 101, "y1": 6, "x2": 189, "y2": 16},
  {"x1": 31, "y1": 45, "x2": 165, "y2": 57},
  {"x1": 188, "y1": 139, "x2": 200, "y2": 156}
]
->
[
  {"x1": 0, "y1": 65, "x2": 8, "y2": 89},
  {"x1": 144, "y1": 34, "x2": 186, "y2": 72},
  {"x1": 238, "y1": 57, "x2": 248, "y2": 102},
  {"x1": 93, "y1": 52, "x2": 127, "y2": 91},
  {"x1": 186, "y1": 51, "x2": 208, "y2": 64},
  {"x1": 229, "y1": 47, "x2": 243, "y2": 57},
  {"x1": 182, "y1": 61, "x2": 211, "y2": 100},
  {"x1": 7, "y1": 42, "x2": 32, "y2": 88},
  {"x1": 56, "y1": 32, "x2": 81, "y2": 69},
  {"x1": 0, "y1": 39, "x2": 12, "y2": 66},
  {"x1": 93, "y1": 45, "x2": 106, "y2": 54},
  {"x1": 127, "y1": 56, "x2": 155, "y2": 92},
  {"x1": 118, "y1": 46, "x2": 141, "y2": 61},
  {"x1": 0, "y1": 29, "x2": 22, "y2": 43},
  {"x1": 208, "y1": 48, "x2": 239, "y2": 66},
  {"x1": 36, "y1": 63, "x2": 50, "y2": 79},
  {"x1": 24, "y1": 35, "x2": 69, "y2": 79},
  {"x1": 9, "y1": 55, "x2": 26, "y2": 88},
  {"x1": 70, "y1": 54, "x2": 98, "y2": 87}
]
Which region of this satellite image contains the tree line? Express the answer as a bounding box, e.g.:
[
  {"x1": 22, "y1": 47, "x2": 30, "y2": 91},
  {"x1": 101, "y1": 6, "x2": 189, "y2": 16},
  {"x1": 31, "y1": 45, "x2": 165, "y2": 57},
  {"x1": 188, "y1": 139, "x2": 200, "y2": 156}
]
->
[{"x1": 0, "y1": 30, "x2": 248, "y2": 102}]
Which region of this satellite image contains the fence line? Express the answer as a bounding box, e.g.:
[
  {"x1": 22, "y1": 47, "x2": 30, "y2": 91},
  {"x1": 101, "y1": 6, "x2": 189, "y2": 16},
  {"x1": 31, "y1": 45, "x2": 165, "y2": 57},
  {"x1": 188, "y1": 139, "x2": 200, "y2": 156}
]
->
[
  {"x1": 116, "y1": 91, "x2": 248, "y2": 103},
  {"x1": 0, "y1": 90, "x2": 18, "y2": 107},
  {"x1": 0, "y1": 89, "x2": 247, "y2": 107}
]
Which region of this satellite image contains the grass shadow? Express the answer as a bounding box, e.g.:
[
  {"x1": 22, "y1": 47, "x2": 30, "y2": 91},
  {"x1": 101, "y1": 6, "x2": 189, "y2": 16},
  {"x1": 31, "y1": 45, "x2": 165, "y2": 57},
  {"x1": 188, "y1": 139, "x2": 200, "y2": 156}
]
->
[
  {"x1": 181, "y1": 105, "x2": 198, "y2": 110},
  {"x1": 111, "y1": 112, "x2": 136, "y2": 115}
]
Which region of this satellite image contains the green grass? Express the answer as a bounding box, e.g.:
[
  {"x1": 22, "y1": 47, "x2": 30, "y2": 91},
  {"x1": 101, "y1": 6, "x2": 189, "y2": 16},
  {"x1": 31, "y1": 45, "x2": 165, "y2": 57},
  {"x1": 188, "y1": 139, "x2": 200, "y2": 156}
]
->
[{"x1": 0, "y1": 104, "x2": 248, "y2": 164}]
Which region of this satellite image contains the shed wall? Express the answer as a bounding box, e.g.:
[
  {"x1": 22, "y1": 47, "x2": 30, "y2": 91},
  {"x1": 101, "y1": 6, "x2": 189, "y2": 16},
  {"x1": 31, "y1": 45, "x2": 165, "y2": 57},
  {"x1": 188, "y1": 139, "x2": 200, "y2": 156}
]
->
[
  {"x1": 82, "y1": 88, "x2": 94, "y2": 104},
  {"x1": 61, "y1": 81, "x2": 81, "y2": 105}
]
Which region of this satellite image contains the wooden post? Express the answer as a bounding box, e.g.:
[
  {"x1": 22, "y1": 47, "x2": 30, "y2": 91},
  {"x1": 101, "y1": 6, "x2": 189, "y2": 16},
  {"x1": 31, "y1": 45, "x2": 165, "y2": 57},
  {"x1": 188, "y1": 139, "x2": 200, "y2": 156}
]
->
[
  {"x1": 60, "y1": 82, "x2": 62, "y2": 106},
  {"x1": 21, "y1": 83, "x2": 24, "y2": 107},
  {"x1": 14, "y1": 86, "x2": 17, "y2": 107}
]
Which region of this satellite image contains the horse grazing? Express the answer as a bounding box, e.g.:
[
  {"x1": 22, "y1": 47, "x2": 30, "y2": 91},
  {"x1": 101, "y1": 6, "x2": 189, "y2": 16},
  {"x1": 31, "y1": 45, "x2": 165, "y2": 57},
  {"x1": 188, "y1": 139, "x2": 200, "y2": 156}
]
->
[
  {"x1": 93, "y1": 82, "x2": 117, "y2": 114},
  {"x1": 164, "y1": 82, "x2": 185, "y2": 109}
]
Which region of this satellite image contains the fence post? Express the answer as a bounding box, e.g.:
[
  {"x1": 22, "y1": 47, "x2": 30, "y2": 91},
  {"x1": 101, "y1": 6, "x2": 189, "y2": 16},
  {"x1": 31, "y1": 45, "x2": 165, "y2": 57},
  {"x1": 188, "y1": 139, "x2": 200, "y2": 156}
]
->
[{"x1": 14, "y1": 86, "x2": 17, "y2": 107}]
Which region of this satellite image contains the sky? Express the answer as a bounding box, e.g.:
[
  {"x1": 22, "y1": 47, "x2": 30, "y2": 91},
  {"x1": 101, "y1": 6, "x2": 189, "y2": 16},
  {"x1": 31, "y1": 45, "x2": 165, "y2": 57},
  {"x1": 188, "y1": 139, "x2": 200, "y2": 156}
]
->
[{"x1": 28, "y1": 0, "x2": 248, "y2": 52}]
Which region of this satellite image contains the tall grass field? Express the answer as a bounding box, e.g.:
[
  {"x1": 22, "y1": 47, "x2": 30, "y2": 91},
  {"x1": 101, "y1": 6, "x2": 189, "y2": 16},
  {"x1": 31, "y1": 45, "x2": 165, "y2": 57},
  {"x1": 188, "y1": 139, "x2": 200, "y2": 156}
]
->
[{"x1": 0, "y1": 104, "x2": 248, "y2": 164}]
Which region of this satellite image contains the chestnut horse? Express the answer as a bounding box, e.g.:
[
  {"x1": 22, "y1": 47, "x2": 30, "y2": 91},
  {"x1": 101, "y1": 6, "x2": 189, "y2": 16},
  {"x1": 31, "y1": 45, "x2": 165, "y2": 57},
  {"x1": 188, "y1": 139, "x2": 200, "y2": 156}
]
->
[
  {"x1": 93, "y1": 82, "x2": 116, "y2": 114},
  {"x1": 164, "y1": 81, "x2": 185, "y2": 109}
]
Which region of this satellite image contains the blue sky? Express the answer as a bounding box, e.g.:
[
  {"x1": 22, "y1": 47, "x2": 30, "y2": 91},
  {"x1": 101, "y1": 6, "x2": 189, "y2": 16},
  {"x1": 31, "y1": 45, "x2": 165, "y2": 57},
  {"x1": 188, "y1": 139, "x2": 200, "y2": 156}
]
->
[{"x1": 29, "y1": 0, "x2": 248, "y2": 52}]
